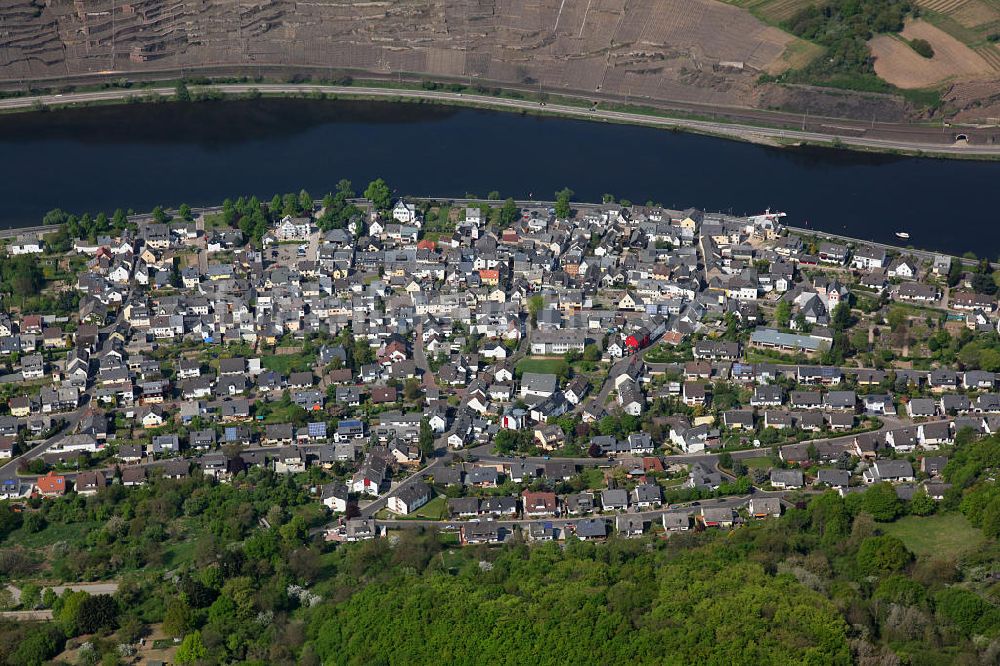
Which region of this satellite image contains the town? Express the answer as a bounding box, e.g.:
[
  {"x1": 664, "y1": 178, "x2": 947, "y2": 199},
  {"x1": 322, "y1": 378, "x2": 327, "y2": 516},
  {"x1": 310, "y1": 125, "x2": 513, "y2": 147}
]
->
[{"x1": 0, "y1": 184, "x2": 992, "y2": 550}]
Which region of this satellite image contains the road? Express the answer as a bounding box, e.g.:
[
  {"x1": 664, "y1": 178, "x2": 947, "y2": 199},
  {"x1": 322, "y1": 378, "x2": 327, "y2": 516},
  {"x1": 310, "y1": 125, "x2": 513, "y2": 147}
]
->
[
  {"x1": 375, "y1": 489, "x2": 792, "y2": 531},
  {"x1": 356, "y1": 452, "x2": 455, "y2": 519},
  {"x1": 1, "y1": 84, "x2": 997, "y2": 157},
  {"x1": 0, "y1": 399, "x2": 91, "y2": 477},
  {"x1": 413, "y1": 322, "x2": 438, "y2": 392}
]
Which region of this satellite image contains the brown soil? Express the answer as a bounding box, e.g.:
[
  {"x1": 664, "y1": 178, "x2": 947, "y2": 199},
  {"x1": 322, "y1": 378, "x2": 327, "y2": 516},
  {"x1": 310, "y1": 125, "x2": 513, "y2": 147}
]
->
[
  {"x1": 870, "y1": 19, "x2": 995, "y2": 89},
  {"x1": 0, "y1": 0, "x2": 809, "y2": 110}
]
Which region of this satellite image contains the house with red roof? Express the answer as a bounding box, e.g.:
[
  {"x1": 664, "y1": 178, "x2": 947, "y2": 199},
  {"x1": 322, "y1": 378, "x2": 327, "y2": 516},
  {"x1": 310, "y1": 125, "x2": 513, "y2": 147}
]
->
[{"x1": 36, "y1": 471, "x2": 66, "y2": 497}]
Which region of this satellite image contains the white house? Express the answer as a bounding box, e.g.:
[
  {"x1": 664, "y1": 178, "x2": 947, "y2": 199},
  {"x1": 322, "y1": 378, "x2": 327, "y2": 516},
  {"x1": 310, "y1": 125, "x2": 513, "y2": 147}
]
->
[
  {"x1": 276, "y1": 215, "x2": 311, "y2": 241},
  {"x1": 387, "y1": 482, "x2": 431, "y2": 515},
  {"x1": 392, "y1": 200, "x2": 419, "y2": 225},
  {"x1": 321, "y1": 483, "x2": 349, "y2": 513},
  {"x1": 9, "y1": 236, "x2": 44, "y2": 255}
]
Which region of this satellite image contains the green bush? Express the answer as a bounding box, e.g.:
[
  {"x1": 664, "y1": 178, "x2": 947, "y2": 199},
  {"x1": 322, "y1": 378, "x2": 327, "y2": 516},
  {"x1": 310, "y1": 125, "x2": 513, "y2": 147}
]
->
[
  {"x1": 909, "y1": 38, "x2": 934, "y2": 58},
  {"x1": 857, "y1": 535, "x2": 912, "y2": 575}
]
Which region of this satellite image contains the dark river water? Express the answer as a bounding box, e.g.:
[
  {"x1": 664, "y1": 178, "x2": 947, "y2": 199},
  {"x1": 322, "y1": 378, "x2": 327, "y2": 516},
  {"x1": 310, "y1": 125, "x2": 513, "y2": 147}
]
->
[{"x1": 1, "y1": 98, "x2": 998, "y2": 255}]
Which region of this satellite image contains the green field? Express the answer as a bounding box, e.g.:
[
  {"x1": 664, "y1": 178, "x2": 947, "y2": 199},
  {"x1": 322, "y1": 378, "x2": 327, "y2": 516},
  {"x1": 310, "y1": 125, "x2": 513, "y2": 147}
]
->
[
  {"x1": 516, "y1": 357, "x2": 567, "y2": 376},
  {"x1": 6, "y1": 520, "x2": 100, "y2": 550},
  {"x1": 261, "y1": 351, "x2": 317, "y2": 375},
  {"x1": 882, "y1": 513, "x2": 985, "y2": 559},
  {"x1": 741, "y1": 457, "x2": 774, "y2": 469}
]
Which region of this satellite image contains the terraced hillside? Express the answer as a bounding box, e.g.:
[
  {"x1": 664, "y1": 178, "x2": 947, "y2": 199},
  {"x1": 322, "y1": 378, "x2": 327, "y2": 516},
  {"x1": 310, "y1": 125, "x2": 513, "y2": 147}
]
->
[{"x1": 0, "y1": 0, "x2": 811, "y2": 108}]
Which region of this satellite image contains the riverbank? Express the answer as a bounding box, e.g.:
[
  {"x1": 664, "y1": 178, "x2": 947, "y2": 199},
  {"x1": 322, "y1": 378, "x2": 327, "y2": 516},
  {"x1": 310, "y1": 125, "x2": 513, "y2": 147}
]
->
[
  {"x1": 3, "y1": 97, "x2": 997, "y2": 254},
  {"x1": 9, "y1": 198, "x2": 975, "y2": 267},
  {"x1": 785, "y1": 225, "x2": 976, "y2": 265},
  {"x1": 2, "y1": 81, "x2": 998, "y2": 160}
]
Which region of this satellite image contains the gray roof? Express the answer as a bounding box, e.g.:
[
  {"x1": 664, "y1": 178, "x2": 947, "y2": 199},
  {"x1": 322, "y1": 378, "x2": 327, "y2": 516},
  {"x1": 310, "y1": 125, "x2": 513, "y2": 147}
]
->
[
  {"x1": 770, "y1": 468, "x2": 804, "y2": 486},
  {"x1": 576, "y1": 518, "x2": 607, "y2": 538},
  {"x1": 817, "y1": 469, "x2": 849, "y2": 487},
  {"x1": 520, "y1": 372, "x2": 559, "y2": 393},
  {"x1": 873, "y1": 459, "x2": 914, "y2": 479},
  {"x1": 601, "y1": 488, "x2": 629, "y2": 508},
  {"x1": 750, "y1": 328, "x2": 824, "y2": 351}
]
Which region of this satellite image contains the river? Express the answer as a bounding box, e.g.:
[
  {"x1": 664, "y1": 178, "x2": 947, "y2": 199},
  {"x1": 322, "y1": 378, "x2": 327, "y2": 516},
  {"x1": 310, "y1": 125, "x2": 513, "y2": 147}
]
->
[{"x1": 1, "y1": 98, "x2": 998, "y2": 255}]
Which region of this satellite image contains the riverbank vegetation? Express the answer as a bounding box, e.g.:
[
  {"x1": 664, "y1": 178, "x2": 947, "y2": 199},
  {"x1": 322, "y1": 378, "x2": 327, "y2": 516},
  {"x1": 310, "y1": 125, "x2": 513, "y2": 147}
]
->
[{"x1": 3, "y1": 77, "x2": 992, "y2": 161}]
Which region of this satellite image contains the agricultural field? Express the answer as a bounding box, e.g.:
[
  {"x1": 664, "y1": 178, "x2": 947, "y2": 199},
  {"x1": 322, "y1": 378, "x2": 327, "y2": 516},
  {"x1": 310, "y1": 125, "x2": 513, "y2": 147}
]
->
[
  {"x1": 725, "y1": 0, "x2": 817, "y2": 24},
  {"x1": 871, "y1": 19, "x2": 998, "y2": 88},
  {"x1": 913, "y1": 0, "x2": 1000, "y2": 70},
  {"x1": 0, "y1": 0, "x2": 818, "y2": 111}
]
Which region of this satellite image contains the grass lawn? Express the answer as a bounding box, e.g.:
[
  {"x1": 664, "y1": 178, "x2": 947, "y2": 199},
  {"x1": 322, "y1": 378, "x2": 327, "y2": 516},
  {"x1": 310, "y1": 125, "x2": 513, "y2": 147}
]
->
[
  {"x1": 882, "y1": 513, "x2": 985, "y2": 559},
  {"x1": 516, "y1": 357, "x2": 567, "y2": 375},
  {"x1": 643, "y1": 344, "x2": 691, "y2": 363},
  {"x1": 261, "y1": 351, "x2": 317, "y2": 375},
  {"x1": 741, "y1": 457, "x2": 773, "y2": 470},
  {"x1": 408, "y1": 495, "x2": 447, "y2": 520},
  {"x1": 161, "y1": 538, "x2": 199, "y2": 570},
  {"x1": 4, "y1": 521, "x2": 100, "y2": 550},
  {"x1": 438, "y1": 532, "x2": 460, "y2": 545},
  {"x1": 260, "y1": 402, "x2": 309, "y2": 425},
  {"x1": 580, "y1": 467, "x2": 606, "y2": 490}
]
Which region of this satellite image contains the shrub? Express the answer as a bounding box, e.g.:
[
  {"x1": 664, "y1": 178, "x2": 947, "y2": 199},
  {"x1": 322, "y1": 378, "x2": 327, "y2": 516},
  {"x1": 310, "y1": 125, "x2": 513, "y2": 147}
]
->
[
  {"x1": 909, "y1": 38, "x2": 934, "y2": 58},
  {"x1": 857, "y1": 535, "x2": 912, "y2": 575}
]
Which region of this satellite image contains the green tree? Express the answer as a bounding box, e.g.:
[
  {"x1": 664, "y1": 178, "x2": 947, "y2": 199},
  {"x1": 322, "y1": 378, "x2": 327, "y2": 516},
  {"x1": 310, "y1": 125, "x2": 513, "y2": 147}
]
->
[
  {"x1": 19, "y1": 583, "x2": 40, "y2": 610},
  {"x1": 909, "y1": 38, "x2": 934, "y2": 57},
  {"x1": 887, "y1": 307, "x2": 907, "y2": 329},
  {"x1": 151, "y1": 205, "x2": 170, "y2": 224},
  {"x1": 175, "y1": 81, "x2": 191, "y2": 102},
  {"x1": 861, "y1": 482, "x2": 903, "y2": 521},
  {"x1": 948, "y1": 259, "x2": 963, "y2": 287},
  {"x1": 554, "y1": 187, "x2": 574, "y2": 219},
  {"x1": 279, "y1": 515, "x2": 309, "y2": 545},
  {"x1": 980, "y1": 496, "x2": 1000, "y2": 539},
  {"x1": 404, "y1": 378, "x2": 423, "y2": 402},
  {"x1": 76, "y1": 594, "x2": 118, "y2": 634},
  {"x1": 528, "y1": 295, "x2": 544, "y2": 326},
  {"x1": 808, "y1": 492, "x2": 851, "y2": 547},
  {"x1": 9, "y1": 626, "x2": 64, "y2": 666},
  {"x1": 856, "y1": 535, "x2": 911, "y2": 575},
  {"x1": 499, "y1": 198, "x2": 519, "y2": 227},
  {"x1": 162, "y1": 598, "x2": 193, "y2": 636},
  {"x1": 364, "y1": 179, "x2": 393, "y2": 213},
  {"x1": 299, "y1": 189, "x2": 313, "y2": 213},
  {"x1": 831, "y1": 302, "x2": 852, "y2": 331},
  {"x1": 935, "y1": 588, "x2": 998, "y2": 636},
  {"x1": 175, "y1": 631, "x2": 208, "y2": 664},
  {"x1": 419, "y1": 418, "x2": 435, "y2": 458},
  {"x1": 775, "y1": 300, "x2": 791, "y2": 328},
  {"x1": 908, "y1": 490, "x2": 936, "y2": 516},
  {"x1": 56, "y1": 590, "x2": 89, "y2": 636},
  {"x1": 352, "y1": 339, "x2": 374, "y2": 368}
]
